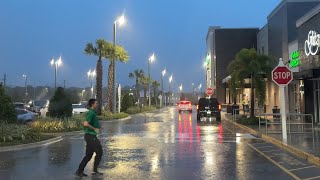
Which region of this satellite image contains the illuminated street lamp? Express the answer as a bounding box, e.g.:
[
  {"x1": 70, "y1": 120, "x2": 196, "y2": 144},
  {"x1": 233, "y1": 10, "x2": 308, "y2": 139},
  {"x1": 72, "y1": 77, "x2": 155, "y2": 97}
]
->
[
  {"x1": 112, "y1": 14, "x2": 126, "y2": 113},
  {"x1": 179, "y1": 84, "x2": 183, "y2": 92},
  {"x1": 50, "y1": 56, "x2": 62, "y2": 89},
  {"x1": 87, "y1": 69, "x2": 96, "y2": 98},
  {"x1": 148, "y1": 53, "x2": 156, "y2": 106},
  {"x1": 22, "y1": 74, "x2": 28, "y2": 104},
  {"x1": 81, "y1": 89, "x2": 85, "y2": 101}
]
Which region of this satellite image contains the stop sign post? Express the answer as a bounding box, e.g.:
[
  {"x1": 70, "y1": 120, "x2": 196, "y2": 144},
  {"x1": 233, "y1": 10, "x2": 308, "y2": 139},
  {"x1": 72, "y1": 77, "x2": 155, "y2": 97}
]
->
[
  {"x1": 272, "y1": 58, "x2": 292, "y2": 142},
  {"x1": 206, "y1": 88, "x2": 213, "y2": 96}
]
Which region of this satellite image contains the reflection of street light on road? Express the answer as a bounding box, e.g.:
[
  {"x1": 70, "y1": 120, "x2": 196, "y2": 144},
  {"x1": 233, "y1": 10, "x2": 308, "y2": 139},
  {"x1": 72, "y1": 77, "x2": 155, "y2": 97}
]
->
[
  {"x1": 112, "y1": 14, "x2": 126, "y2": 113},
  {"x1": 148, "y1": 53, "x2": 156, "y2": 106},
  {"x1": 50, "y1": 56, "x2": 62, "y2": 89},
  {"x1": 87, "y1": 69, "x2": 96, "y2": 98}
]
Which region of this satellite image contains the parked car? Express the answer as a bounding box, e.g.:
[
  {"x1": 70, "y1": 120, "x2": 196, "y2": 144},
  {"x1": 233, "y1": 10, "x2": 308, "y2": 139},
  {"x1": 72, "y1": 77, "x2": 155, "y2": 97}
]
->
[
  {"x1": 16, "y1": 108, "x2": 37, "y2": 124},
  {"x1": 14, "y1": 102, "x2": 26, "y2": 109},
  {"x1": 28, "y1": 100, "x2": 49, "y2": 116},
  {"x1": 196, "y1": 98, "x2": 221, "y2": 121},
  {"x1": 178, "y1": 101, "x2": 192, "y2": 113},
  {"x1": 72, "y1": 103, "x2": 89, "y2": 115}
]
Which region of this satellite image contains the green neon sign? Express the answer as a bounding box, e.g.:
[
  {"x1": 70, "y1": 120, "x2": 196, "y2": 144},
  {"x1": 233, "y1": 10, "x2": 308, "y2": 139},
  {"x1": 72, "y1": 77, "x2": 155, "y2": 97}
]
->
[
  {"x1": 290, "y1": 51, "x2": 300, "y2": 68},
  {"x1": 206, "y1": 53, "x2": 211, "y2": 69}
]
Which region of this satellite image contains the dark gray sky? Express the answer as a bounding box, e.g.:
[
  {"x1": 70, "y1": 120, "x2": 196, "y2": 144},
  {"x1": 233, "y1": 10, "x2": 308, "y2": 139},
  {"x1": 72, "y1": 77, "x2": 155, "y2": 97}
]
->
[{"x1": 0, "y1": 0, "x2": 280, "y2": 92}]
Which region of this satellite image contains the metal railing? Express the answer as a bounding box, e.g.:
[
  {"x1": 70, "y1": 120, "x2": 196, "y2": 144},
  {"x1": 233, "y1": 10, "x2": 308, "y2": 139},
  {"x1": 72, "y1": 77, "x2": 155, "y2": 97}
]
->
[
  {"x1": 232, "y1": 108, "x2": 265, "y2": 121},
  {"x1": 258, "y1": 113, "x2": 314, "y2": 135}
]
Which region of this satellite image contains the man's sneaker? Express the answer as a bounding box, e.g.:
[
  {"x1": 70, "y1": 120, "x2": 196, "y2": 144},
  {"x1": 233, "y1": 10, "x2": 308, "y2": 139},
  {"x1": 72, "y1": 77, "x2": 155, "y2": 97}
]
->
[
  {"x1": 92, "y1": 171, "x2": 104, "y2": 175},
  {"x1": 74, "y1": 170, "x2": 88, "y2": 177}
]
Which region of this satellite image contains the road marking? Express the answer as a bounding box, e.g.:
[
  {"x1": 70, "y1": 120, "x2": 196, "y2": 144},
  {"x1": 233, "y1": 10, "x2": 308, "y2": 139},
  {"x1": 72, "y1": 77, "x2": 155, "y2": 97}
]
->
[
  {"x1": 304, "y1": 176, "x2": 320, "y2": 180},
  {"x1": 289, "y1": 166, "x2": 316, "y2": 172},
  {"x1": 256, "y1": 145, "x2": 275, "y2": 149},
  {"x1": 247, "y1": 143, "x2": 301, "y2": 180},
  {"x1": 263, "y1": 149, "x2": 281, "y2": 153}
]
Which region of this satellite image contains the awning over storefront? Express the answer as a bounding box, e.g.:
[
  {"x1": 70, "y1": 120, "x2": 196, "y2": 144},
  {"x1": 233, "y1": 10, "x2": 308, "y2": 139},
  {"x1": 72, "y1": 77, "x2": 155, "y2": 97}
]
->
[{"x1": 294, "y1": 69, "x2": 320, "y2": 80}]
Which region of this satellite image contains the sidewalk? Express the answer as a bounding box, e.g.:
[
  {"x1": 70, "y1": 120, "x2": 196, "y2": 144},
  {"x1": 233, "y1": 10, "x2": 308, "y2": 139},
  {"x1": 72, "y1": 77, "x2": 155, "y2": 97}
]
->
[{"x1": 223, "y1": 112, "x2": 320, "y2": 166}]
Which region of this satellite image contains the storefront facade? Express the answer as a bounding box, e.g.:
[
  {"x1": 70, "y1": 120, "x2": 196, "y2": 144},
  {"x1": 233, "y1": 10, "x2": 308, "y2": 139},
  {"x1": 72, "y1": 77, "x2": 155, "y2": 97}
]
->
[{"x1": 296, "y1": 4, "x2": 320, "y2": 123}]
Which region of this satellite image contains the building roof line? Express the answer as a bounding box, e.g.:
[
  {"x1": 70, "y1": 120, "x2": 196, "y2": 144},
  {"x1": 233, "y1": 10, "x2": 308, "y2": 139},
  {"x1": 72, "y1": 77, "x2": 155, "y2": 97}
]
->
[
  {"x1": 268, "y1": 0, "x2": 320, "y2": 20},
  {"x1": 296, "y1": 4, "x2": 320, "y2": 27}
]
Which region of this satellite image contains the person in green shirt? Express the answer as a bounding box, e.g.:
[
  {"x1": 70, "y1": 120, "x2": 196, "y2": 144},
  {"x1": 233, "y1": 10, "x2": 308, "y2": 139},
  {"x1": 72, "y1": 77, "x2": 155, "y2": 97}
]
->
[{"x1": 75, "y1": 99, "x2": 103, "y2": 177}]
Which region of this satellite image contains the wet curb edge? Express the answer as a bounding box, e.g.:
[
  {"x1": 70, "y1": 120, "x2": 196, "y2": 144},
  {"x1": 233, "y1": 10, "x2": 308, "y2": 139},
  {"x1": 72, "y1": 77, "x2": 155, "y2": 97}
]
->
[
  {"x1": 0, "y1": 136, "x2": 63, "y2": 153},
  {"x1": 223, "y1": 115, "x2": 320, "y2": 166}
]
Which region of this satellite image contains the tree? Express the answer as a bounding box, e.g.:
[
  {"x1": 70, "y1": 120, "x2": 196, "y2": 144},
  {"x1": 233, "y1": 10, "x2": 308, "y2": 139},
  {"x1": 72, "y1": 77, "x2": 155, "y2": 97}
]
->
[
  {"x1": 152, "y1": 81, "x2": 160, "y2": 105},
  {"x1": 228, "y1": 48, "x2": 276, "y2": 118},
  {"x1": 129, "y1": 69, "x2": 144, "y2": 101},
  {"x1": 84, "y1": 39, "x2": 112, "y2": 115},
  {"x1": 0, "y1": 84, "x2": 17, "y2": 124},
  {"x1": 121, "y1": 93, "x2": 135, "y2": 112},
  {"x1": 106, "y1": 45, "x2": 129, "y2": 112},
  {"x1": 139, "y1": 75, "x2": 152, "y2": 105},
  {"x1": 48, "y1": 87, "x2": 72, "y2": 118}
]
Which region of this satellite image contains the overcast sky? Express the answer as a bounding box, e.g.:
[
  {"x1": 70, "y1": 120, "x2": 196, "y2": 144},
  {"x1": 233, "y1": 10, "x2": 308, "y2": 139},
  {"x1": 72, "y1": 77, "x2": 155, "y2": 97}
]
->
[{"x1": 0, "y1": 0, "x2": 280, "y2": 92}]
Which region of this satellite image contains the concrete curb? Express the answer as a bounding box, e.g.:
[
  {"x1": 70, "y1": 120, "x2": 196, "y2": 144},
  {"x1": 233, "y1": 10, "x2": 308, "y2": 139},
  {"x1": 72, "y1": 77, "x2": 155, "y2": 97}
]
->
[
  {"x1": 100, "y1": 116, "x2": 132, "y2": 123},
  {"x1": 0, "y1": 136, "x2": 63, "y2": 153},
  {"x1": 44, "y1": 130, "x2": 82, "y2": 136},
  {"x1": 223, "y1": 115, "x2": 320, "y2": 166}
]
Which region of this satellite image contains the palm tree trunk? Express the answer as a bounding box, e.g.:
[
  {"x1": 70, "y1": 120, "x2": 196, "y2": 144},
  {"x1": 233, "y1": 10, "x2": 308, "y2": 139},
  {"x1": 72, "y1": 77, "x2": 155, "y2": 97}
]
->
[
  {"x1": 144, "y1": 86, "x2": 147, "y2": 105},
  {"x1": 96, "y1": 58, "x2": 103, "y2": 115},
  {"x1": 135, "y1": 79, "x2": 139, "y2": 100},
  {"x1": 107, "y1": 61, "x2": 114, "y2": 112}
]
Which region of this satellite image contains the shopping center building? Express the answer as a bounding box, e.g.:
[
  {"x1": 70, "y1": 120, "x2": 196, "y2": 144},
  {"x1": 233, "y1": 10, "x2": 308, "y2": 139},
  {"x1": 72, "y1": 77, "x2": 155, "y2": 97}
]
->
[{"x1": 205, "y1": 0, "x2": 320, "y2": 119}]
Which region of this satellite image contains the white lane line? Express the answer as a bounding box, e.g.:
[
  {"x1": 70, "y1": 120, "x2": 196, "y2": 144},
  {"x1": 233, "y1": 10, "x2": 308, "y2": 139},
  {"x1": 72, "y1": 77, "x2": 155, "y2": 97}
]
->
[
  {"x1": 304, "y1": 176, "x2": 320, "y2": 180},
  {"x1": 263, "y1": 149, "x2": 281, "y2": 153},
  {"x1": 289, "y1": 166, "x2": 316, "y2": 171}
]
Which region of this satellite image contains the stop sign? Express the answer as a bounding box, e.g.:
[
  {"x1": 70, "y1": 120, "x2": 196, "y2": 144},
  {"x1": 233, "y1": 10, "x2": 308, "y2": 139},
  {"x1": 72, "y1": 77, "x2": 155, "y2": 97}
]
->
[
  {"x1": 206, "y1": 88, "x2": 214, "y2": 96},
  {"x1": 272, "y1": 66, "x2": 293, "y2": 86}
]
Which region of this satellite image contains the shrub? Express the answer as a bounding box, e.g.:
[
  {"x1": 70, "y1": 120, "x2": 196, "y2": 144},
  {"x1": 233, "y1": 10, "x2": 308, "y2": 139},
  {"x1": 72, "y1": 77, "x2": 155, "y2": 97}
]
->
[
  {"x1": 48, "y1": 87, "x2": 73, "y2": 118},
  {"x1": 0, "y1": 122, "x2": 42, "y2": 143},
  {"x1": 121, "y1": 93, "x2": 135, "y2": 112},
  {"x1": 125, "y1": 105, "x2": 157, "y2": 114},
  {"x1": 99, "y1": 111, "x2": 129, "y2": 120},
  {"x1": 236, "y1": 116, "x2": 269, "y2": 125},
  {"x1": 0, "y1": 84, "x2": 17, "y2": 124},
  {"x1": 30, "y1": 116, "x2": 83, "y2": 133}
]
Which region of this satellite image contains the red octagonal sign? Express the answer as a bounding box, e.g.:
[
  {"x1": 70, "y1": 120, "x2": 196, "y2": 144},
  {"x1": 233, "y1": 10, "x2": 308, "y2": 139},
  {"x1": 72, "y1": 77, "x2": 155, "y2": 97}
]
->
[
  {"x1": 206, "y1": 88, "x2": 214, "y2": 96},
  {"x1": 272, "y1": 66, "x2": 293, "y2": 86}
]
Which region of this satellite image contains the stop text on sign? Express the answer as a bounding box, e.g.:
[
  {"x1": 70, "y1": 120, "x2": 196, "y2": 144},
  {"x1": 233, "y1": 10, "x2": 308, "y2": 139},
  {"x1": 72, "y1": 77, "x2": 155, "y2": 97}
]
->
[{"x1": 273, "y1": 72, "x2": 291, "y2": 79}]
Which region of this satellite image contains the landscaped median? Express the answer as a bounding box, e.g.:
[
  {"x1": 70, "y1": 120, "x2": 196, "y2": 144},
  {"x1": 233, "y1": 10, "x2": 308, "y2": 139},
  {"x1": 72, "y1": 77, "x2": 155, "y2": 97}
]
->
[
  {"x1": 99, "y1": 105, "x2": 161, "y2": 121},
  {"x1": 223, "y1": 113, "x2": 320, "y2": 166}
]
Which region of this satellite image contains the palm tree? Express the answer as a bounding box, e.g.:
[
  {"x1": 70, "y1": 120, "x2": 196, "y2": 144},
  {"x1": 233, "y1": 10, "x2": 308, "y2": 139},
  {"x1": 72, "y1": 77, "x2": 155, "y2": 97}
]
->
[
  {"x1": 152, "y1": 81, "x2": 160, "y2": 105},
  {"x1": 228, "y1": 48, "x2": 276, "y2": 118},
  {"x1": 84, "y1": 39, "x2": 111, "y2": 115},
  {"x1": 139, "y1": 75, "x2": 152, "y2": 105},
  {"x1": 129, "y1": 69, "x2": 144, "y2": 101},
  {"x1": 106, "y1": 45, "x2": 129, "y2": 112}
]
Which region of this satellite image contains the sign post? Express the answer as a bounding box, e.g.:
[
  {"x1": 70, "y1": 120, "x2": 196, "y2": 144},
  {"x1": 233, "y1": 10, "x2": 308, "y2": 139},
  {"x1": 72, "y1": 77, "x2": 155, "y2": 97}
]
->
[{"x1": 271, "y1": 58, "x2": 293, "y2": 142}]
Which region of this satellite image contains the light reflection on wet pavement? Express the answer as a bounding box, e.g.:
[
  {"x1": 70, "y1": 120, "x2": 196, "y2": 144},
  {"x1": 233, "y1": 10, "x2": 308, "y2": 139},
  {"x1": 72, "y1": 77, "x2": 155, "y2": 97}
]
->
[{"x1": 0, "y1": 107, "x2": 294, "y2": 180}]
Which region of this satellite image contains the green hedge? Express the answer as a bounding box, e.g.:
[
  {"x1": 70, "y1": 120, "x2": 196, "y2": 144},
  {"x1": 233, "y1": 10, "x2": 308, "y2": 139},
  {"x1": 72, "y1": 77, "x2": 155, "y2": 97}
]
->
[
  {"x1": 125, "y1": 106, "x2": 157, "y2": 114},
  {"x1": 0, "y1": 122, "x2": 53, "y2": 146},
  {"x1": 99, "y1": 112, "x2": 129, "y2": 120},
  {"x1": 30, "y1": 116, "x2": 83, "y2": 133},
  {"x1": 236, "y1": 116, "x2": 269, "y2": 125}
]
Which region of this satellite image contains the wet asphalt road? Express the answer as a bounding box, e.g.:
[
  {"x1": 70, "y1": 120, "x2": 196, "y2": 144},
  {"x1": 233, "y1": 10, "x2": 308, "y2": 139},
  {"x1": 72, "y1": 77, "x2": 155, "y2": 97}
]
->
[{"x1": 0, "y1": 107, "x2": 297, "y2": 180}]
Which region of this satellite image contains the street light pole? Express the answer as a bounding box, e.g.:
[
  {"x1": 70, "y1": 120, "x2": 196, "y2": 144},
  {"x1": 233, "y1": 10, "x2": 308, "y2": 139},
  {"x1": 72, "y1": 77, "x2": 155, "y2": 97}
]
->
[
  {"x1": 148, "y1": 53, "x2": 155, "y2": 106},
  {"x1": 112, "y1": 15, "x2": 125, "y2": 113},
  {"x1": 23, "y1": 75, "x2": 28, "y2": 104},
  {"x1": 161, "y1": 68, "x2": 166, "y2": 106},
  {"x1": 50, "y1": 57, "x2": 62, "y2": 90}
]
